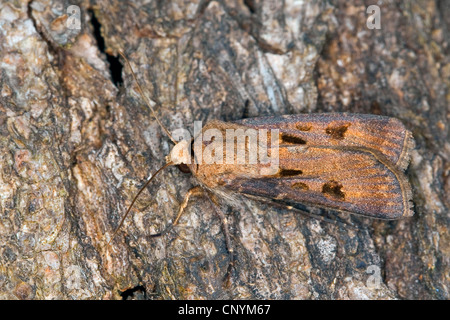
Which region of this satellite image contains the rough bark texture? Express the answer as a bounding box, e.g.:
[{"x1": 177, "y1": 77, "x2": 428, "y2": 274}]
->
[{"x1": 0, "y1": 0, "x2": 448, "y2": 299}]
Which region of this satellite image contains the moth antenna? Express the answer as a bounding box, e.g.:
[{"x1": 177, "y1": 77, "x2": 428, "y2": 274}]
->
[
  {"x1": 118, "y1": 50, "x2": 176, "y2": 144},
  {"x1": 108, "y1": 161, "x2": 174, "y2": 245}
]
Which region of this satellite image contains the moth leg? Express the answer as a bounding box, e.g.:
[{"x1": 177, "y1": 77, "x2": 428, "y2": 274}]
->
[
  {"x1": 169, "y1": 187, "x2": 234, "y2": 261},
  {"x1": 173, "y1": 186, "x2": 205, "y2": 226},
  {"x1": 151, "y1": 186, "x2": 235, "y2": 285},
  {"x1": 205, "y1": 192, "x2": 235, "y2": 287},
  {"x1": 268, "y1": 201, "x2": 357, "y2": 230},
  {"x1": 150, "y1": 186, "x2": 205, "y2": 237}
]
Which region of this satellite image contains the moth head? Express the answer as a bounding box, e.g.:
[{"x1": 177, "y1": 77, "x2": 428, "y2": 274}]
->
[{"x1": 166, "y1": 140, "x2": 190, "y2": 165}]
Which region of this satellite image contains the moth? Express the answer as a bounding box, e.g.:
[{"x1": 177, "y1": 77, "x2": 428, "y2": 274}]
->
[
  {"x1": 110, "y1": 52, "x2": 415, "y2": 269},
  {"x1": 189, "y1": 114, "x2": 415, "y2": 220}
]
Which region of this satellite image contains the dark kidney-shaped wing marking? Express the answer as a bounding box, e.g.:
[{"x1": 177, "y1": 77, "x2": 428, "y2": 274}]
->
[{"x1": 234, "y1": 113, "x2": 415, "y2": 171}]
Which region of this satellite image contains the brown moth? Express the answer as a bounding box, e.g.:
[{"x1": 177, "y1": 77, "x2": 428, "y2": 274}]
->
[
  {"x1": 185, "y1": 114, "x2": 415, "y2": 220},
  {"x1": 110, "y1": 52, "x2": 415, "y2": 260}
]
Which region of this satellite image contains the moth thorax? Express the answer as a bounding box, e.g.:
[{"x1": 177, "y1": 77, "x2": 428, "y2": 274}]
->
[{"x1": 167, "y1": 140, "x2": 190, "y2": 165}]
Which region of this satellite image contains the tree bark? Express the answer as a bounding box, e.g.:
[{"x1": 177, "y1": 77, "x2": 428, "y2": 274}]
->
[{"x1": 0, "y1": 0, "x2": 448, "y2": 299}]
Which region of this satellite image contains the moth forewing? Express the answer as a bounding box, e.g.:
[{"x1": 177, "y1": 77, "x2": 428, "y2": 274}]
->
[
  {"x1": 188, "y1": 116, "x2": 414, "y2": 220},
  {"x1": 221, "y1": 147, "x2": 413, "y2": 219},
  {"x1": 235, "y1": 113, "x2": 415, "y2": 171}
]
